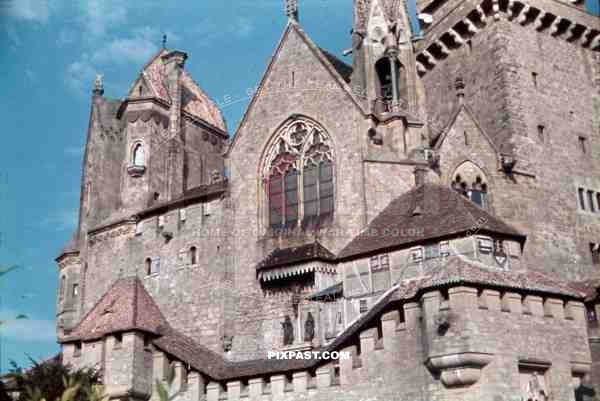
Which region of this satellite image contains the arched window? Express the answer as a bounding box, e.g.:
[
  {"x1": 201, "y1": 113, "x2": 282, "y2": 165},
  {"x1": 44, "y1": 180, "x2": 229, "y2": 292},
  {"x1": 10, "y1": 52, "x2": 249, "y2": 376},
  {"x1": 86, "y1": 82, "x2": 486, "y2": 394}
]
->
[
  {"x1": 375, "y1": 58, "x2": 394, "y2": 104},
  {"x1": 452, "y1": 174, "x2": 488, "y2": 209},
  {"x1": 262, "y1": 119, "x2": 334, "y2": 231},
  {"x1": 189, "y1": 246, "x2": 197, "y2": 265},
  {"x1": 132, "y1": 143, "x2": 145, "y2": 166}
]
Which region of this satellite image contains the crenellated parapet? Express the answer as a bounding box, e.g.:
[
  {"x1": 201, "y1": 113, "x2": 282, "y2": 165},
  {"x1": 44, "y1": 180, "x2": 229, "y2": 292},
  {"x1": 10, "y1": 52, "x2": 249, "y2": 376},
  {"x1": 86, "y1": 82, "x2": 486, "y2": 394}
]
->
[
  {"x1": 416, "y1": 0, "x2": 600, "y2": 76},
  {"x1": 124, "y1": 279, "x2": 591, "y2": 401}
]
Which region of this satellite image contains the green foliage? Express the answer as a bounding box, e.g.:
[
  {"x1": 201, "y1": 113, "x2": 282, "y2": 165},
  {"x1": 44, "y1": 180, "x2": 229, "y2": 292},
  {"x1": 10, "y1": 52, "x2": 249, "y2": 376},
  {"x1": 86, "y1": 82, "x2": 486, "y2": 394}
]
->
[{"x1": 8, "y1": 356, "x2": 102, "y2": 401}]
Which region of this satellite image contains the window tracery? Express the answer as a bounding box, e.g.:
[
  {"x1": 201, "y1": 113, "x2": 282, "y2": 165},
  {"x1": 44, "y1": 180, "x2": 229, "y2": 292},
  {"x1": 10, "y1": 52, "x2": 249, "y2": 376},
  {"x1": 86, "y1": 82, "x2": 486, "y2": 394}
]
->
[
  {"x1": 452, "y1": 173, "x2": 488, "y2": 209},
  {"x1": 262, "y1": 119, "x2": 334, "y2": 230}
]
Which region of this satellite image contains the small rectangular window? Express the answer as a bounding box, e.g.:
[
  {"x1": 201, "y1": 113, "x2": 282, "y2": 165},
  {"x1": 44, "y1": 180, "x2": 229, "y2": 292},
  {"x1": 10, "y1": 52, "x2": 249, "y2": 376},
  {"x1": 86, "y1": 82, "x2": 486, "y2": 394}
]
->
[
  {"x1": 114, "y1": 333, "x2": 123, "y2": 349},
  {"x1": 359, "y1": 299, "x2": 368, "y2": 313},
  {"x1": 369, "y1": 256, "x2": 379, "y2": 271},
  {"x1": 135, "y1": 221, "x2": 143, "y2": 235},
  {"x1": 380, "y1": 254, "x2": 390, "y2": 270},
  {"x1": 150, "y1": 257, "x2": 161, "y2": 275},
  {"x1": 588, "y1": 190, "x2": 596, "y2": 212},
  {"x1": 72, "y1": 284, "x2": 79, "y2": 297},
  {"x1": 578, "y1": 136, "x2": 587, "y2": 154},
  {"x1": 578, "y1": 188, "x2": 586, "y2": 210},
  {"x1": 424, "y1": 244, "x2": 440, "y2": 260},
  {"x1": 590, "y1": 243, "x2": 600, "y2": 265},
  {"x1": 410, "y1": 247, "x2": 423, "y2": 263},
  {"x1": 531, "y1": 72, "x2": 538, "y2": 88},
  {"x1": 73, "y1": 342, "x2": 82, "y2": 357},
  {"x1": 537, "y1": 125, "x2": 545, "y2": 142},
  {"x1": 587, "y1": 305, "x2": 598, "y2": 322}
]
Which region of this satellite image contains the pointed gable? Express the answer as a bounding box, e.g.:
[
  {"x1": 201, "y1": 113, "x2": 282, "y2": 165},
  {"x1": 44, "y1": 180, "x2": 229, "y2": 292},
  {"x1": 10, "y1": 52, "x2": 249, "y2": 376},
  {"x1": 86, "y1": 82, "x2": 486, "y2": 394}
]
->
[
  {"x1": 229, "y1": 21, "x2": 365, "y2": 153},
  {"x1": 127, "y1": 49, "x2": 226, "y2": 131},
  {"x1": 61, "y1": 277, "x2": 167, "y2": 342}
]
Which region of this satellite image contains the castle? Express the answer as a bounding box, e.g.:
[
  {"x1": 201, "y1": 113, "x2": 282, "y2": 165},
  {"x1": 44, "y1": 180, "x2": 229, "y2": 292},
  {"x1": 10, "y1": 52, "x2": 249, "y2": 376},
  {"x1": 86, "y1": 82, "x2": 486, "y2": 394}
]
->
[{"x1": 55, "y1": 0, "x2": 600, "y2": 400}]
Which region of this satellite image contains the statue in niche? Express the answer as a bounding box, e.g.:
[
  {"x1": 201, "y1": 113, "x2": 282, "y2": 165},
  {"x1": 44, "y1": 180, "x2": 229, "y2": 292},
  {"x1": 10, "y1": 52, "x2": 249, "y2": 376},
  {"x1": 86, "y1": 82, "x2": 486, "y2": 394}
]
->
[
  {"x1": 523, "y1": 372, "x2": 548, "y2": 401},
  {"x1": 304, "y1": 312, "x2": 315, "y2": 342},
  {"x1": 282, "y1": 315, "x2": 294, "y2": 345}
]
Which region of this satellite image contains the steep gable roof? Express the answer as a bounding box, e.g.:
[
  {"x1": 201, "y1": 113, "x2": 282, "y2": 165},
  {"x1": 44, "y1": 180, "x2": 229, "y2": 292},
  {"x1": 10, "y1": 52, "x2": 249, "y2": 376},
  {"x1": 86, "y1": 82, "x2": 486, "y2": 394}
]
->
[
  {"x1": 127, "y1": 49, "x2": 226, "y2": 131},
  {"x1": 228, "y1": 21, "x2": 365, "y2": 155},
  {"x1": 338, "y1": 183, "x2": 525, "y2": 259},
  {"x1": 60, "y1": 277, "x2": 168, "y2": 342}
]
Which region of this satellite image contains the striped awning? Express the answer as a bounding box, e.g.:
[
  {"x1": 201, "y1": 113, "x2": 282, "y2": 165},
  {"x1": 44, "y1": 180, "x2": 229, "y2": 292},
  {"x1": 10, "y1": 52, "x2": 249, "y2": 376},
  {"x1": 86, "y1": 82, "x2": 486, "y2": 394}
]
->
[{"x1": 258, "y1": 262, "x2": 336, "y2": 282}]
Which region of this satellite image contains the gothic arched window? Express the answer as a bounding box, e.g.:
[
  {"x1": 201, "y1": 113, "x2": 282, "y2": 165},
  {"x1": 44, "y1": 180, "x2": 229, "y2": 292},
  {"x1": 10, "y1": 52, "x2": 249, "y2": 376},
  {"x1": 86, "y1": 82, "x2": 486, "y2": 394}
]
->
[
  {"x1": 132, "y1": 143, "x2": 145, "y2": 167},
  {"x1": 262, "y1": 119, "x2": 334, "y2": 231},
  {"x1": 452, "y1": 174, "x2": 488, "y2": 209}
]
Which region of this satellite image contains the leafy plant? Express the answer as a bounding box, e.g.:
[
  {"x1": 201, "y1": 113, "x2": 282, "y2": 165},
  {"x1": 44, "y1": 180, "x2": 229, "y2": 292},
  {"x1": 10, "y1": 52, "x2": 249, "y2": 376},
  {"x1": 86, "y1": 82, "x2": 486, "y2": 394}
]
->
[{"x1": 8, "y1": 356, "x2": 102, "y2": 401}]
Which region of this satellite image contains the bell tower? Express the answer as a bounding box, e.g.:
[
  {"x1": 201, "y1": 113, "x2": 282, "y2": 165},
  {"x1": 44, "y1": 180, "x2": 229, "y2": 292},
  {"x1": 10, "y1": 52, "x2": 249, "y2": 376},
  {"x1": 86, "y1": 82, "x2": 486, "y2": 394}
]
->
[{"x1": 352, "y1": 0, "x2": 427, "y2": 158}]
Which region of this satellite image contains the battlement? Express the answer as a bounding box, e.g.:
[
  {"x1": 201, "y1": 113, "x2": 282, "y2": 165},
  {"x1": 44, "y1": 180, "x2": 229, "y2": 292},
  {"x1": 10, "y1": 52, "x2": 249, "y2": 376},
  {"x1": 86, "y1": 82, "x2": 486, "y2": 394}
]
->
[
  {"x1": 115, "y1": 283, "x2": 591, "y2": 401},
  {"x1": 416, "y1": 0, "x2": 600, "y2": 77}
]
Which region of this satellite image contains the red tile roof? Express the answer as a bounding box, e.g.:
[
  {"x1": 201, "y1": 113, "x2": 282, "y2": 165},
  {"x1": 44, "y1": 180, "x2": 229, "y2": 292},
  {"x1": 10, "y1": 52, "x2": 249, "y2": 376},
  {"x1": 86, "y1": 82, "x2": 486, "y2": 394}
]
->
[
  {"x1": 60, "y1": 277, "x2": 168, "y2": 342},
  {"x1": 338, "y1": 184, "x2": 526, "y2": 259}
]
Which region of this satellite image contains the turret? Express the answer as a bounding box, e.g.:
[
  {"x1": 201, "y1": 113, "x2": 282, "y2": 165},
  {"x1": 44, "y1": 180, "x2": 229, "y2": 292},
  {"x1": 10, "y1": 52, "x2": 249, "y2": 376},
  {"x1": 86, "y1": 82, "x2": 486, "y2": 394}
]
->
[{"x1": 352, "y1": 0, "x2": 427, "y2": 158}]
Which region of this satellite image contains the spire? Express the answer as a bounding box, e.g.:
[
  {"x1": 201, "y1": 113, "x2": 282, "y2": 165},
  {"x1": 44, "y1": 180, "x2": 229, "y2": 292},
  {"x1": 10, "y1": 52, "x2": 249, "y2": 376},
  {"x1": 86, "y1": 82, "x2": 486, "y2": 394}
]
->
[
  {"x1": 162, "y1": 34, "x2": 167, "y2": 49},
  {"x1": 285, "y1": 0, "x2": 299, "y2": 21},
  {"x1": 92, "y1": 74, "x2": 104, "y2": 96}
]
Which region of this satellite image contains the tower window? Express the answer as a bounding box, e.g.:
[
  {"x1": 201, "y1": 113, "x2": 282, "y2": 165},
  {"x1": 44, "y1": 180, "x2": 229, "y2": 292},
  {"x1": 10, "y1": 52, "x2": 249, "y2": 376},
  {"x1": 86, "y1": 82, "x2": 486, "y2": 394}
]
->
[
  {"x1": 375, "y1": 58, "x2": 395, "y2": 104},
  {"x1": 537, "y1": 125, "x2": 545, "y2": 142},
  {"x1": 359, "y1": 299, "x2": 368, "y2": 313},
  {"x1": 578, "y1": 136, "x2": 587, "y2": 154},
  {"x1": 132, "y1": 143, "x2": 145, "y2": 166},
  {"x1": 578, "y1": 188, "x2": 586, "y2": 210},
  {"x1": 588, "y1": 190, "x2": 596, "y2": 212},
  {"x1": 263, "y1": 119, "x2": 334, "y2": 232},
  {"x1": 590, "y1": 243, "x2": 600, "y2": 265},
  {"x1": 189, "y1": 246, "x2": 197, "y2": 265},
  {"x1": 72, "y1": 284, "x2": 79, "y2": 297},
  {"x1": 531, "y1": 72, "x2": 538, "y2": 88}
]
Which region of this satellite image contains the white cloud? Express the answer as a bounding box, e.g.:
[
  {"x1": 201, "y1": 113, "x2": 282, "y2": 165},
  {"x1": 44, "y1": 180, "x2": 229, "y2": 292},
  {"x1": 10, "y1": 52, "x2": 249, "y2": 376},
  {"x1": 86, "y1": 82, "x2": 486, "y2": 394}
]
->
[
  {"x1": 2, "y1": 0, "x2": 51, "y2": 23},
  {"x1": 91, "y1": 34, "x2": 157, "y2": 66},
  {"x1": 64, "y1": 57, "x2": 97, "y2": 94},
  {"x1": 77, "y1": 0, "x2": 128, "y2": 38},
  {"x1": 0, "y1": 309, "x2": 56, "y2": 343}
]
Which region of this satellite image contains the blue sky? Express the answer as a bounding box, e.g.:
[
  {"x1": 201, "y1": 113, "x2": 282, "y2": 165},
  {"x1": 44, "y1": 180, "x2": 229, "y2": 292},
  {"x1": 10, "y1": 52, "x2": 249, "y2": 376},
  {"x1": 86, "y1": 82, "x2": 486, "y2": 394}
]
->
[
  {"x1": 0, "y1": 0, "x2": 356, "y2": 373},
  {"x1": 0, "y1": 0, "x2": 597, "y2": 373}
]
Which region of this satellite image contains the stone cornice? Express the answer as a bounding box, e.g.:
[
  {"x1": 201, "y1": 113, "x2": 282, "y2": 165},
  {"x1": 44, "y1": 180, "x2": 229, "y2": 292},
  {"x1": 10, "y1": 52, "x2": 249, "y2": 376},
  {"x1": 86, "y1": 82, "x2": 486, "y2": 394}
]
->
[{"x1": 416, "y1": 0, "x2": 599, "y2": 77}]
